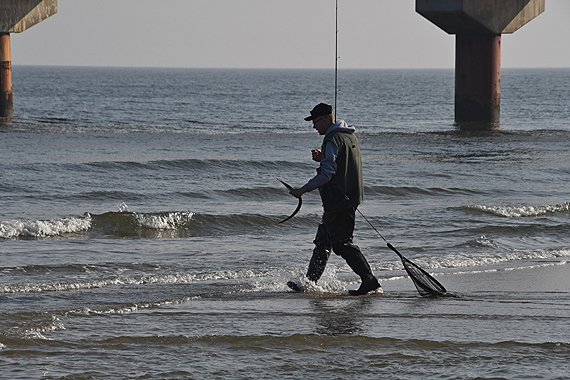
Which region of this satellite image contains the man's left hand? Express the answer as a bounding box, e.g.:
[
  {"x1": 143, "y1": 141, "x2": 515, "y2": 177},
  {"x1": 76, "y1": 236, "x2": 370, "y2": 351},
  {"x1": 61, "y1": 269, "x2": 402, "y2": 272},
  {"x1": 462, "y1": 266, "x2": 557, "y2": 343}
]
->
[{"x1": 289, "y1": 188, "x2": 306, "y2": 198}]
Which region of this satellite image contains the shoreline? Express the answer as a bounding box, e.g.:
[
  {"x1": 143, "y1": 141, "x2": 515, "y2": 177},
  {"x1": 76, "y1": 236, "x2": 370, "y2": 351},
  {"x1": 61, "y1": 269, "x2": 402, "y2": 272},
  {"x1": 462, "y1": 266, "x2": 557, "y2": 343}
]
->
[{"x1": 381, "y1": 260, "x2": 570, "y2": 295}]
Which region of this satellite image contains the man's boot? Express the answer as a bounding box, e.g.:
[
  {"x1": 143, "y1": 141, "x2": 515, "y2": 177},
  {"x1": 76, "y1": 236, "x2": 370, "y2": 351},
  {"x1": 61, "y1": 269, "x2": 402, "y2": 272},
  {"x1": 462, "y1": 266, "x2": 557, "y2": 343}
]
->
[
  {"x1": 306, "y1": 245, "x2": 331, "y2": 282},
  {"x1": 287, "y1": 245, "x2": 331, "y2": 292},
  {"x1": 335, "y1": 242, "x2": 381, "y2": 296}
]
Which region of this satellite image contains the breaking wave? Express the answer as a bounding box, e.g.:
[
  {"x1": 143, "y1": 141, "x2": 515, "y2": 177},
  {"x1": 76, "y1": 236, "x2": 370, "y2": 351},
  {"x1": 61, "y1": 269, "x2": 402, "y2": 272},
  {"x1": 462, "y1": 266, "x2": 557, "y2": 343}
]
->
[
  {"x1": 0, "y1": 210, "x2": 195, "y2": 240},
  {"x1": 465, "y1": 202, "x2": 570, "y2": 217},
  {"x1": 0, "y1": 216, "x2": 92, "y2": 239}
]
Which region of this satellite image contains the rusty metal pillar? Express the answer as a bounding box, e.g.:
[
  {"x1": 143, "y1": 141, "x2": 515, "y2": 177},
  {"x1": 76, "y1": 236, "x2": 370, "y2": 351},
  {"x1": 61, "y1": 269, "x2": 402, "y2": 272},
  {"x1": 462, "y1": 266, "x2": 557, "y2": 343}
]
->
[
  {"x1": 0, "y1": 32, "x2": 13, "y2": 119},
  {"x1": 0, "y1": 0, "x2": 58, "y2": 121},
  {"x1": 455, "y1": 33, "x2": 501, "y2": 127},
  {"x1": 416, "y1": 0, "x2": 545, "y2": 129}
]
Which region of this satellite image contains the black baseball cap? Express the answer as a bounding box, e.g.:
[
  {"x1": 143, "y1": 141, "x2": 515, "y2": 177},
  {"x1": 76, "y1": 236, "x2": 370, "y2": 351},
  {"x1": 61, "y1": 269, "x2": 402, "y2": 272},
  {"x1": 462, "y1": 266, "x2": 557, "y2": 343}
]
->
[{"x1": 304, "y1": 103, "x2": 333, "y2": 121}]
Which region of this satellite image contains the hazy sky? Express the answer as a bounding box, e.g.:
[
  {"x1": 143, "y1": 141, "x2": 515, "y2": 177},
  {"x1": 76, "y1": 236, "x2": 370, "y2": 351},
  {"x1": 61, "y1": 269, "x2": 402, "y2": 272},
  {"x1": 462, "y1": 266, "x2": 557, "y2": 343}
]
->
[{"x1": 10, "y1": 0, "x2": 570, "y2": 69}]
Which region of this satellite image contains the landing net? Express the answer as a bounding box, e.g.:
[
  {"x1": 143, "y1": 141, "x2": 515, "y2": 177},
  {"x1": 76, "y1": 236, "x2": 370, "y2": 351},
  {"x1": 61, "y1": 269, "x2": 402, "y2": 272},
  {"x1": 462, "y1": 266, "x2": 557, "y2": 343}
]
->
[{"x1": 388, "y1": 243, "x2": 447, "y2": 297}]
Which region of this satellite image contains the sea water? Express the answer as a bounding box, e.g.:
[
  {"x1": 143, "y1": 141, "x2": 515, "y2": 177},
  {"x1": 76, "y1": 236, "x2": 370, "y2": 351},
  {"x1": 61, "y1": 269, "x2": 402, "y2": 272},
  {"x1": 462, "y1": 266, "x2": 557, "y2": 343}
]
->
[{"x1": 1, "y1": 66, "x2": 569, "y2": 379}]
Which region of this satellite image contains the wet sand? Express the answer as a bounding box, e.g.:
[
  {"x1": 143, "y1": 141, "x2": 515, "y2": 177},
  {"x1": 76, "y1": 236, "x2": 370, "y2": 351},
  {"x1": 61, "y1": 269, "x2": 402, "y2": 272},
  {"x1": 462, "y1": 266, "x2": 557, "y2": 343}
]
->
[{"x1": 382, "y1": 261, "x2": 570, "y2": 295}]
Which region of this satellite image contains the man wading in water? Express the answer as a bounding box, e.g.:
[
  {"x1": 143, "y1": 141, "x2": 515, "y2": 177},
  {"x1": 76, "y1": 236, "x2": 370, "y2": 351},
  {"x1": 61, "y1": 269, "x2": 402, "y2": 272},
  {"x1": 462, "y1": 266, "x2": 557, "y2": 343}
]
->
[{"x1": 288, "y1": 103, "x2": 381, "y2": 296}]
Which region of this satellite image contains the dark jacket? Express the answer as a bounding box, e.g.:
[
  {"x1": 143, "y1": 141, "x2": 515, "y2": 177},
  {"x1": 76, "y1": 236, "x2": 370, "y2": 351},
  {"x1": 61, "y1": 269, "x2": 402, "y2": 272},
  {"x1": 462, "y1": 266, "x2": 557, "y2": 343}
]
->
[{"x1": 318, "y1": 126, "x2": 364, "y2": 213}]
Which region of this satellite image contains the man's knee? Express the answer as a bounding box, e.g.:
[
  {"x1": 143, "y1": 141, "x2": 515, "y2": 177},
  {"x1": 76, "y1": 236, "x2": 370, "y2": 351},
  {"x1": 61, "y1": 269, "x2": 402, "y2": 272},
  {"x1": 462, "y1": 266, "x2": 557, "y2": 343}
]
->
[{"x1": 331, "y1": 238, "x2": 359, "y2": 257}]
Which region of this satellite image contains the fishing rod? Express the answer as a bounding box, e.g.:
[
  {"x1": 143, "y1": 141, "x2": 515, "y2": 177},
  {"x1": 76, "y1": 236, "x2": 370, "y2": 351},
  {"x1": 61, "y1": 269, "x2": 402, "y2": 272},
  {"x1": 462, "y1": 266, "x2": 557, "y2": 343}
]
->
[
  {"x1": 334, "y1": 0, "x2": 339, "y2": 115},
  {"x1": 278, "y1": 1, "x2": 447, "y2": 297},
  {"x1": 333, "y1": 2, "x2": 446, "y2": 297}
]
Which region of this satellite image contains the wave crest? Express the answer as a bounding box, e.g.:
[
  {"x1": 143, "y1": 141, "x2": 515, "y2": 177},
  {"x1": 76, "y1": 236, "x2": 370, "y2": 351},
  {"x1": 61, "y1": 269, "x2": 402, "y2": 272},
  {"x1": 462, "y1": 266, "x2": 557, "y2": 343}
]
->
[
  {"x1": 466, "y1": 202, "x2": 570, "y2": 217},
  {"x1": 0, "y1": 216, "x2": 92, "y2": 239}
]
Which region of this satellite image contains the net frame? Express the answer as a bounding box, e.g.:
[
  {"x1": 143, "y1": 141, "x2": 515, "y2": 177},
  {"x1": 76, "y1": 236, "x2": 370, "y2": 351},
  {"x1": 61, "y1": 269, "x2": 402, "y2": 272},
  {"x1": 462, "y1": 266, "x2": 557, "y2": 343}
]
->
[
  {"x1": 388, "y1": 243, "x2": 447, "y2": 297},
  {"x1": 355, "y1": 208, "x2": 448, "y2": 297}
]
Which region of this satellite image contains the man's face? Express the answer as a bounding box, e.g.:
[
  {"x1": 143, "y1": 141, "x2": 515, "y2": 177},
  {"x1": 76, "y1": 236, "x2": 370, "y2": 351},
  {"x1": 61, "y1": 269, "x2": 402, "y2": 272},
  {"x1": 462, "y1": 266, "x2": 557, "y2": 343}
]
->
[{"x1": 312, "y1": 116, "x2": 329, "y2": 135}]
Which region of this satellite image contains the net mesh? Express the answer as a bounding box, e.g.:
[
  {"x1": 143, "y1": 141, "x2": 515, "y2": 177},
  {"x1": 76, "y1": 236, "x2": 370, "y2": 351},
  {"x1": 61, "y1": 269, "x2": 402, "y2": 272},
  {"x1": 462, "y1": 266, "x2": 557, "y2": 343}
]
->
[
  {"x1": 387, "y1": 243, "x2": 447, "y2": 297},
  {"x1": 401, "y1": 255, "x2": 447, "y2": 297}
]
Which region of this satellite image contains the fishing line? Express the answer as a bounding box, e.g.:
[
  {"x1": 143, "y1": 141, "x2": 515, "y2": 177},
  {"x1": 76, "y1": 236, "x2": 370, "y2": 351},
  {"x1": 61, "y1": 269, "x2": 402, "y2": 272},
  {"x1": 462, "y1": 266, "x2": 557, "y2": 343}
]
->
[
  {"x1": 334, "y1": 0, "x2": 339, "y2": 115},
  {"x1": 332, "y1": 3, "x2": 447, "y2": 297}
]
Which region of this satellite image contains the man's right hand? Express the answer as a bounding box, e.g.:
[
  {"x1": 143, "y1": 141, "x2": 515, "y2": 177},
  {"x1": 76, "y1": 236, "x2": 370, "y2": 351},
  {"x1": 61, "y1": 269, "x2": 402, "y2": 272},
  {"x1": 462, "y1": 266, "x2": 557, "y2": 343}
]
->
[{"x1": 311, "y1": 149, "x2": 322, "y2": 162}]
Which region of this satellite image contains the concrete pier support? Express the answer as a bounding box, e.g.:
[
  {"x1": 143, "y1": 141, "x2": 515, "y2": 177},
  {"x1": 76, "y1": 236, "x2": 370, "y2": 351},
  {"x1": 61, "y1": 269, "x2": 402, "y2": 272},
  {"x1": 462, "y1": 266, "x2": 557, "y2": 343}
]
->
[
  {"x1": 0, "y1": 33, "x2": 13, "y2": 118},
  {"x1": 455, "y1": 33, "x2": 501, "y2": 126},
  {"x1": 416, "y1": 0, "x2": 545, "y2": 129}
]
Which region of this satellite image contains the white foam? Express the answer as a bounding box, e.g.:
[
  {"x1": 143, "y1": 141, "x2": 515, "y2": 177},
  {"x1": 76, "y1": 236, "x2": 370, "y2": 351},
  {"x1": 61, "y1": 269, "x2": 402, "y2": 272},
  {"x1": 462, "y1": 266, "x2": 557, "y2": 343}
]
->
[
  {"x1": 8, "y1": 315, "x2": 66, "y2": 341},
  {"x1": 134, "y1": 211, "x2": 194, "y2": 230},
  {"x1": 282, "y1": 273, "x2": 347, "y2": 294},
  {"x1": 0, "y1": 268, "x2": 273, "y2": 294},
  {"x1": 469, "y1": 202, "x2": 570, "y2": 217},
  {"x1": 66, "y1": 296, "x2": 199, "y2": 316},
  {"x1": 422, "y1": 248, "x2": 570, "y2": 270},
  {"x1": 0, "y1": 215, "x2": 92, "y2": 239}
]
